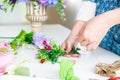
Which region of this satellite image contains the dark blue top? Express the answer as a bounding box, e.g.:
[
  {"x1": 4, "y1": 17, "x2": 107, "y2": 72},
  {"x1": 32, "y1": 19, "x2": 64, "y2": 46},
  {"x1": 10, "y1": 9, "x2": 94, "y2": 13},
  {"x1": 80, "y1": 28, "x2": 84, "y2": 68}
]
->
[{"x1": 84, "y1": 0, "x2": 120, "y2": 55}]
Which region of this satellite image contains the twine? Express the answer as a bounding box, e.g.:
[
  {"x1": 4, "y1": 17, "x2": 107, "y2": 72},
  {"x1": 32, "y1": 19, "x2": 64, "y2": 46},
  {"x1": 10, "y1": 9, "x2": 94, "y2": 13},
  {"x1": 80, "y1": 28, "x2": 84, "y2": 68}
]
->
[{"x1": 95, "y1": 60, "x2": 120, "y2": 77}]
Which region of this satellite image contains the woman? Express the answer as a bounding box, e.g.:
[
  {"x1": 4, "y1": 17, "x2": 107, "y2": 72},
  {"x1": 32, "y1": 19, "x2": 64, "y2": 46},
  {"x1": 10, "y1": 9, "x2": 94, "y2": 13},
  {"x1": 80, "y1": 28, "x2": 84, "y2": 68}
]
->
[{"x1": 62, "y1": 0, "x2": 120, "y2": 55}]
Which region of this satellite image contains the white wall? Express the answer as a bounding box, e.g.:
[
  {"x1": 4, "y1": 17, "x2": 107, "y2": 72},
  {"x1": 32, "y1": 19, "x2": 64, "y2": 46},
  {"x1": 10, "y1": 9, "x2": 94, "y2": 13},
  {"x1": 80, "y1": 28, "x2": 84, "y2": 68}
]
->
[
  {"x1": 0, "y1": 3, "x2": 28, "y2": 24},
  {"x1": 0, "y1": 0, "x2": 82, "y2": 29}
]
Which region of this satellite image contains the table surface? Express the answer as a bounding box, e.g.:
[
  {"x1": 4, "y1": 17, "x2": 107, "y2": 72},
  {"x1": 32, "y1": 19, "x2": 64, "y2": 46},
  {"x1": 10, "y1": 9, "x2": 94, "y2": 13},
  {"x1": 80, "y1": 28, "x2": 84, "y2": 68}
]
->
[{"x1": 0, "y1": 24, "x2": 120, "y2": 80}]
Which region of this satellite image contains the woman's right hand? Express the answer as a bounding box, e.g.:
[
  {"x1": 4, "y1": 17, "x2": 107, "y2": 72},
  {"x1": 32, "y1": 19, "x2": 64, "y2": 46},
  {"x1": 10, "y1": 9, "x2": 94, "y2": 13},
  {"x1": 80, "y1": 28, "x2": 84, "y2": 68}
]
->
[{"x1": 61, "y1": 20, "x2": 86, "y2": 53}]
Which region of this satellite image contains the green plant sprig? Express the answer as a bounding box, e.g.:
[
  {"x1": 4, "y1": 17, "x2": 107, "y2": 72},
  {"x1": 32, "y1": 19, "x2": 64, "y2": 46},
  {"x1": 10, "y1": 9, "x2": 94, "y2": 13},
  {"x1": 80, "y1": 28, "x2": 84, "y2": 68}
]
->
[
  {"x1": 69, "y1": 46, "x2": 80, "y2": 54},
  {"x1": 56, "y1": 0, "x2": 66, "y2": 21},
  {"x1": 38, "y1": 44, "x2": 81, "y2": 64},
  {"x1": 3, "y1": 0, "x2": 17, "y2": 12},
  {"x1": 37, "y1": 40, "x2": 66, "y2": 64}
]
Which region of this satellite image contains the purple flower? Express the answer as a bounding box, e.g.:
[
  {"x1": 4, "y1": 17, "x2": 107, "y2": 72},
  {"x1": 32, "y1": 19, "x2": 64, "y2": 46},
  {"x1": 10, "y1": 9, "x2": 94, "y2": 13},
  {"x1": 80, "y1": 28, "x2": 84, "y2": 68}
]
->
[
  {"x1": 10, "y1": 0, "x2": 17, "y2": 3},
  {"x1": 45, "y1": 35, "x2": 53, "y2": 42},
  {"x1": 33, "y1": 32, "x2": 44, "y2": 47},
  {"x1": 45, "y1": 45, "x2": 51, "y2": 50},
  {"x1": 33, "y1": 32, "x2": 53, "y2": 48},
  {"x1": 38, "y1": 0, "x2": 48, "y2": 5},
  {"x1": 62, "y1": 5, "x2": 66, "y2": 9},
  {"x1": 18, "y1": 0, "x2": 29, "y2": 2},
  {"x1": 47, "y1": 0, "x2": 58, "y2": 6},
  {"x1": 34, "y1": 32, "x2": 43, "y2": 38},
  {"x1": 0, "y1": 5, "x2": 2, "y2": 10},
  {"x1": 34, "y1": 40, "x2": 41, "y2": 47}
]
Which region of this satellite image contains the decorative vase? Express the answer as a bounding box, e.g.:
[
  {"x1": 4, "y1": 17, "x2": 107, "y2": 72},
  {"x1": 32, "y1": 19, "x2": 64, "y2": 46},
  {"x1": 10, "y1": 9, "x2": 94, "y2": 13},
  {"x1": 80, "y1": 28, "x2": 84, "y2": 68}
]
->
[{"x1": 26, "y1": 1, "x2": 48, "y2": 32}]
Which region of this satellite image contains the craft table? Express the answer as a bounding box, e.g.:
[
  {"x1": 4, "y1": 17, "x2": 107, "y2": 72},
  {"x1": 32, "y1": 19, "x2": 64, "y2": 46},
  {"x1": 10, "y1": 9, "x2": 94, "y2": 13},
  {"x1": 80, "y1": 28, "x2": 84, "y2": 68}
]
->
[{"x1": 0, "y1": 24, "x2": 120, "y2": 80}]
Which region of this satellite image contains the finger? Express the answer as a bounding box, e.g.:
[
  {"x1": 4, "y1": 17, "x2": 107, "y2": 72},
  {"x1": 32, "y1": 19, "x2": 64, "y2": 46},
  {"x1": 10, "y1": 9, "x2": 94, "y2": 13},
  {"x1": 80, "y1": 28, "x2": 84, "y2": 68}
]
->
[
  {"x1": 81, "y1": 40, "x2": 89, "y2": 47},
  {"x1": 70, "y1": 54, "x2": 80, "y2": 57},
  {"x1": 66, "y1": 42, "x2": 73, "y2": 53},
  {"x1": 77, "y1": 35, "x2": 85, "y2": 43},
  {"x1": 74, "y1": 39, "x2": 79, "y2": 47},
  {"x1": 64, "y1": 54, "x2": 71, "y2": 57},
  {"x1": 86, "y1": 42, "x2": 99, "y2": 51},
  {"x1": 61, "y1": 42, "x2": 67, "y2": 51}
]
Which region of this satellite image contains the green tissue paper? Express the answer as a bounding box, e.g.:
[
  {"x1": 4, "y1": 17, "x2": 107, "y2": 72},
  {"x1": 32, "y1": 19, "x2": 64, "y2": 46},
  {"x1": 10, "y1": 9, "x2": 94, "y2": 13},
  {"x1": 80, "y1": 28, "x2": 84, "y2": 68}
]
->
[{"x1": 14, "y1": 67, "x2": 30, "y2": 76}]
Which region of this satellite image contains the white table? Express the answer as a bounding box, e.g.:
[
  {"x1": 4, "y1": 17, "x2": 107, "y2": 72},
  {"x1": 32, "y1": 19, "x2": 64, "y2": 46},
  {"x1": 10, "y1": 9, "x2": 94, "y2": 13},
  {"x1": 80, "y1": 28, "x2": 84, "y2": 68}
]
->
[{"x1": 0, "y1": 24, "x2": 120, "y2": 80}]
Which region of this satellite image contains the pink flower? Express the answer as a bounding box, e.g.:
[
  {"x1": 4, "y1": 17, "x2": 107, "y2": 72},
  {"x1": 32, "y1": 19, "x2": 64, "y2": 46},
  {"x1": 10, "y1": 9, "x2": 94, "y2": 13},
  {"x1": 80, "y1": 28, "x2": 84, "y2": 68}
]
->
[
  {"x1": 0, "y1": 41, "x2": 10, "y2": 48},
  {"x1": 45, "y1": 45, "x2": 51, "y2": 50},
  {"x1": 0, "y1": 53, "x2": 14, "y2": 74},
  {"x1": 4, "y1": 43, "x2": 9, "y2": 47},
  {"x1": 43, "y1": 40, "x2": 47, "y2": 45},
  {"x1": 0, "y1": 67, "x2": 5, "y2": 74},
  {"x1": 0, "y1": 41, "x2": 14, "y2": 54}
]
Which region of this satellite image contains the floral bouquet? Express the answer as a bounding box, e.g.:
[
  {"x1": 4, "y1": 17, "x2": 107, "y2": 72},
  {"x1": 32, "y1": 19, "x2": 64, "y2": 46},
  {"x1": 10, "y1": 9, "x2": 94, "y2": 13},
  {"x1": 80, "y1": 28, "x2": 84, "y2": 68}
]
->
[
  {"x1": 0, "y1": 0, "x2": 66, "y2": 20},
  {"x1": 10, "y1": 30, "x2": 80, "y2": 64}
]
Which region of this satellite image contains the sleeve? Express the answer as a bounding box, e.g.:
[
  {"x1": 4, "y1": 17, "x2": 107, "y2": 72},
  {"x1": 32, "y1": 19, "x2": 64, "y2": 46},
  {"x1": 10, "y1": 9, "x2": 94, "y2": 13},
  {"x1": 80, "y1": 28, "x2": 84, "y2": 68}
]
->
[{"x1": 76, "y1": 1, "x2": 97, "y2": 21}]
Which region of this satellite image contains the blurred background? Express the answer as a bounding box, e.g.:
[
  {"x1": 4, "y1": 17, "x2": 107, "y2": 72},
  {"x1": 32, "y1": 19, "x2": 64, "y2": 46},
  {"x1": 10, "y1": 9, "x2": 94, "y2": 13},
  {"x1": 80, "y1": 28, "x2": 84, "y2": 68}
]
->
[{"x1": 0, "y1": 0, "x2": 82, "y2": 29}]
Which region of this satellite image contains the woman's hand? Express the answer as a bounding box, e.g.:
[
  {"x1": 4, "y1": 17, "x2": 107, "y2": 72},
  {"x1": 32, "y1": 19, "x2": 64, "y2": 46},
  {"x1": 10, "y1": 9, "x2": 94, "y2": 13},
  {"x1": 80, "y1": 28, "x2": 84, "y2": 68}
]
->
[
  {"x1": 62, "y1": 20, "x2": 86, "y2": 53},
  {"x1": 77, "y1": 13, "x2": 112, "y2": 51}
]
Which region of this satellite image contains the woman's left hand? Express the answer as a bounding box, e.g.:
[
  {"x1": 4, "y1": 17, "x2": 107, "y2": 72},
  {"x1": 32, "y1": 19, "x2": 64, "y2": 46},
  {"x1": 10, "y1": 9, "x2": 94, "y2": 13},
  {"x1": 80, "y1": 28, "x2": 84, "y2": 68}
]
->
[{"x1": 77, "y1": 13, "x2": 112, "y2": 51}]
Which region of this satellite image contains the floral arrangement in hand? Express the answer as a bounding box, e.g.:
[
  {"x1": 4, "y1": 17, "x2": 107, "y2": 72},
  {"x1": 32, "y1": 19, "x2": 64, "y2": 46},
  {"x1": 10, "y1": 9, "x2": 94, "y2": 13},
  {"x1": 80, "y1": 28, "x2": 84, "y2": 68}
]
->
[
  {"x1": 0, "y1": 0, "x2": 66, "y2": 20},
  {"x1": 10, "y1": 30, "x2": 80, "y2": 64}
]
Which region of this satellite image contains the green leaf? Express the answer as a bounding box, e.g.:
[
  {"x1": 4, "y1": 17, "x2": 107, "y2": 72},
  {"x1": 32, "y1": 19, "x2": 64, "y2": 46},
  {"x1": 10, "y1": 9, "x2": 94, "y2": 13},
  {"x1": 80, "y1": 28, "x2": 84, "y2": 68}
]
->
[
  {"x1": 10, "y1": 30, "x2": 27, "y2": 51},
  {"x1": 25, "y1": 32, "x2": 34, "y2": 44},
  {"x1": 14, "y1": 67, "x2": 30, "y2": 76},
  {"x1": 70, "y1": 76, "x2": 80, "y2": 80},
  {"x1": 59, "y1": 59, "x2": 80, "y2": 80}
]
